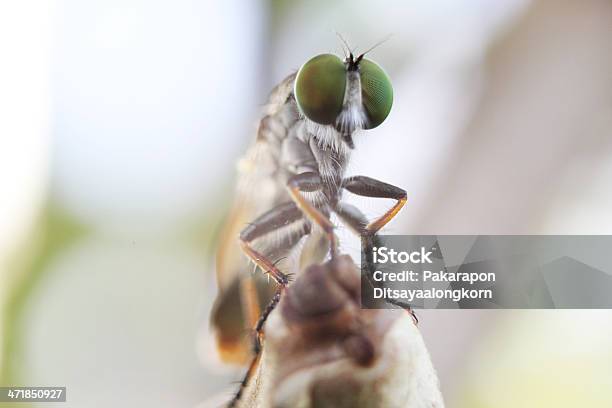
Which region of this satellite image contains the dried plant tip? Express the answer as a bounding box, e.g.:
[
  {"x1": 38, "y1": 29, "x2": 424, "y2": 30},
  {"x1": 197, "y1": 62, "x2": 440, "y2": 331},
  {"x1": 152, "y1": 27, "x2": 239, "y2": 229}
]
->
[
  {"x1": 281, "y1": 255, "x2": 361, "y2": 322},
  {"x1": 282, "y1": 262, "x2": 348, "y2": 320},
  {"x1": 342, "y1": 333, "x2": 376, "y2": 366},
  {"x1": 232, "y1": 256, "x2": 445, "y2": 408}
]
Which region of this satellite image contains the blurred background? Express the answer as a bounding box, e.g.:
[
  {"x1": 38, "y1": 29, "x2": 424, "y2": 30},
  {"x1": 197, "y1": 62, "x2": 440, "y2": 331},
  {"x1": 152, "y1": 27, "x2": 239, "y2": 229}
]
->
[{"x1": 1, "y1": 0, "x2": 612, "y2": 407}]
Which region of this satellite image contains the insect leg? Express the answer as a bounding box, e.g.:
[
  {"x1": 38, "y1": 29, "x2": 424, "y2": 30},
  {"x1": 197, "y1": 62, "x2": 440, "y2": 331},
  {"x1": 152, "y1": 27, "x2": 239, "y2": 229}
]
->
[
  {"x1": 252, "y1": 289, "x2": 282, "y2": 353},
  {"x1": 237, "y1": 220, "x2": 308, "y2": 336},
  {"x1": 287, "y1": 172, "x2": 337, "y2": 257},
  {"x1": 334, "y1": 201, "x2": 418, "y2": 325},
  {"x1": 229, "y1": 350, "x2": 261, "y2": 408},
  {"x1": 242, "y1": 225, "x2": 310, "y2": 349},
  {"x1": 240, "y1": 201, "x2": 308, "y2": 341},
  {"x1": 342, "y1": 176, "x2": 407, "y2": 235},
  {"x1": 229, "y1": 288, "x2": 285, "y2": 408},
  {"x1": 334, "y1": 201, "x2": 368, "y2": 236},
  {"x1": 239, "y1": 202, "x2": 304, "y2": 287},
  {"x1": 232, "y1": 202, "x2": 305, "y2": 407}
]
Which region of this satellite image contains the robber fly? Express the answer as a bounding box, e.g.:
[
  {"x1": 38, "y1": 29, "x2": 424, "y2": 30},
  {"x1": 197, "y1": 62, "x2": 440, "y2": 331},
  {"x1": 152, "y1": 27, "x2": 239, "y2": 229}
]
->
[{"x1": 211, "y1": 45, "x2": 407, "y2": 406}]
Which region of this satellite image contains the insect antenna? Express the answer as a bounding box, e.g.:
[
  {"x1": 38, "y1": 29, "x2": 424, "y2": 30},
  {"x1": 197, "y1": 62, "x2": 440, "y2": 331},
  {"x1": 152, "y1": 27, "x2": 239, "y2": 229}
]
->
[
  {"x1": 335, "y1": 31, "x2": 354, "y2": 59},
  {"x1": 356, "y1": 34, "x2": 393, "y2": 62}
]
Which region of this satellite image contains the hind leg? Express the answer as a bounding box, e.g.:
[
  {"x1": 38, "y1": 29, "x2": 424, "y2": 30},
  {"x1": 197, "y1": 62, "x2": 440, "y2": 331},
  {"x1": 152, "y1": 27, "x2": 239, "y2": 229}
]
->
[{"x1": 231, "y1": 202, "x2": 308, "y2": 407}]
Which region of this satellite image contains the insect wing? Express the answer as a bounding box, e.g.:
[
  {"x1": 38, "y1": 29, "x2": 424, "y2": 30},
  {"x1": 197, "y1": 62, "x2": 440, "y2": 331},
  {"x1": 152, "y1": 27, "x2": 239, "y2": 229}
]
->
[
  {"x1": 211, "y1": 144, "x2": 278, "y2": 364},
  {"x1": 211, "y1": 75, "x2": 297, "y2": 364}
]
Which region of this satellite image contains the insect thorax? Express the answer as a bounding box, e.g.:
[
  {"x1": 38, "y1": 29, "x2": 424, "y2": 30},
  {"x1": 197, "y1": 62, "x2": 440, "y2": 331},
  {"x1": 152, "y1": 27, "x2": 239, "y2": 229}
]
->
[{"x1": 254, "y1": 74, "x2": 357, "y2": 209}]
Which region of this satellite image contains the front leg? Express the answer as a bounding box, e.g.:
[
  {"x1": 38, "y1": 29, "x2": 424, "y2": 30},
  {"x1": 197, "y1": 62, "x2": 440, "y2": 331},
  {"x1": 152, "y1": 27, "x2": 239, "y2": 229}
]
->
[
  {"x1": 343, "y1": 175, "x2": 407, "y2": 235},
  {"x1": 287, "y1": 172, "x2": 338, "y2": 257},
  {"x1": 334, "y1": 202, "x2": 418, "y2": 325}
]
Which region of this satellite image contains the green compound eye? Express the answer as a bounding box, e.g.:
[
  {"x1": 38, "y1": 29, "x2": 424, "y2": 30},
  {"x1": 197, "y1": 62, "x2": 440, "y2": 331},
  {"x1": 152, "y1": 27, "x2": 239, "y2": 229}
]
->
[
  {"x1": 359, "y1": 59, "x2": 393, "y2": 129},
  {"x1": 295, "y1": 54, "x2": 347, "y2": 125}
]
